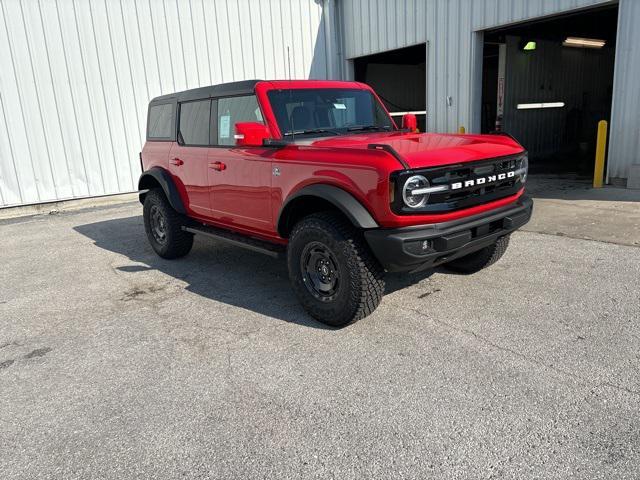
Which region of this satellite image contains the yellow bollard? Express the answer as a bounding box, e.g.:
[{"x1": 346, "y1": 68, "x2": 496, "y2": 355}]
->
[
  {"x1": 458, "y1": 126, "x2": 466, "y2": 134},
  {"x1": 593, "y1": 120, "x2": 608, "y2": 188}
]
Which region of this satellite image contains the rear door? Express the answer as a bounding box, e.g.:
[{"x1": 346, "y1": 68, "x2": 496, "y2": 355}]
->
[
  {"x1": 208, "y1": 95, "x2": 274, "y2": 234},
  {"x1": 168, "y1": 99, "x2": 213, "y2": 218}
]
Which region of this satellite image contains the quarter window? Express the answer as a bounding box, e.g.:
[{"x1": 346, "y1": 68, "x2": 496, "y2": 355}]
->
[
  {"x1": 147, "y1": 103, "x2": 174, "y2": 139},
  {"x1": 216, "y1": 95, "x2": 263, "y2": 146},
  {"x1": 179, "y1": 100, "x2": 211, "y2": 146}
]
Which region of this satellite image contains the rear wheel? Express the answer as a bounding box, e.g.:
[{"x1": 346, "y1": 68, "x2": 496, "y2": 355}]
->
[
  {"x1": 143, "y1": 188, "x2": 193, "y2": 259},
  {"x1": 443, "y1": 235, "x2": 510, "y2": 274},
  {"x1": 287, "y1": 212, "x2": 385, "y2": 327}
]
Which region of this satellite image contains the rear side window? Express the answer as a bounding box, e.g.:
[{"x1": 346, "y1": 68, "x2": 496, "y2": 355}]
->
[
  {"x1": 147, "y1": 103, "x2": 175, "y2": 140},
  {"x1": 216, "y1": 95, "x2": 263, "y2": 146},
  {"x1": 179, "y1": 100, "x2": 211, "y2": 146}
]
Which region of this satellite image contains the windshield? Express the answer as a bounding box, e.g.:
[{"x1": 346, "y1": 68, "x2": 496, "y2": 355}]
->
[{"x1": 267, "y1": 88, "x2": 394, "y2": 138}]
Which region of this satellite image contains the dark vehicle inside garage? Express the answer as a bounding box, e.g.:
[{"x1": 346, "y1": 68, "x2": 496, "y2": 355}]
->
[{"x1": 481, "y1": 5, "x2": 618, "y2": 179}]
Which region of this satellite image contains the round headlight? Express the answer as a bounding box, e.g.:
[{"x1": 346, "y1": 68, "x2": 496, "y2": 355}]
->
[
  {"x1": 519, "y1": 155, "x2": 528, "y2": 183},
  {"x1": 402, "y1": 175, "x2": 429, "y2": 208}
]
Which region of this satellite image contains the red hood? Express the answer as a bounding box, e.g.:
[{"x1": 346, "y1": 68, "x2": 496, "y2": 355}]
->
[{"x1": 303, "y1": 131, "x2": 525, "y2": 169}]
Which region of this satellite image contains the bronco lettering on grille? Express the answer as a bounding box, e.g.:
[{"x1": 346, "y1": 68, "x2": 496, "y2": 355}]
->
[{"x1": 451, "y1": 170, "x2": 516, "y2": 190}]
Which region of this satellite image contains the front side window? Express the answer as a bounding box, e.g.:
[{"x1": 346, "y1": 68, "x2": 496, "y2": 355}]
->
[
  {"x1": 216, "y1": 95, "x2": 263, "y2": 146},
  {"x1": 267, "y1": 88, "x2": 394, "y2": 138},
  {"x1": 147, "y1": 103, "x2": 175, "y2": 139},
  {"x1": 179, "y1": 100, "x2": 211, "y2": 146}
]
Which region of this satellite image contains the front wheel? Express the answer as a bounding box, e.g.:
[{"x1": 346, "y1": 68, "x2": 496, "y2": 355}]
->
[
  {"x1": 287, "y1": 212, "x2": 385, "y2": 327},
  {"x1": 443, "y1": 235, "x2": 510, "y2": 274}
]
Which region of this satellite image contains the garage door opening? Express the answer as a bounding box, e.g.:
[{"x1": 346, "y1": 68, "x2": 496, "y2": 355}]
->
[
  {"x1": 481, "y1": 5, "x2": 618, "y2": 177},
  {"x1": 353, "y1": 44, "x2": 426, "y2": 132}
]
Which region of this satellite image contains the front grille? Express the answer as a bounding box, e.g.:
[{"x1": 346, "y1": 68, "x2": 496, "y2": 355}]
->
[{"x1": 392, "y1": 154, "x2": 526, "y2": 214}]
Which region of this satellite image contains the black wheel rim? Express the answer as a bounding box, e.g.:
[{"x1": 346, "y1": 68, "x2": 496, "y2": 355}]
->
[
  {"x1": 149, "y1": 205, "x2": 167, "y2": 244},
  {"x1": 300, "y1": 241, "x2": 340, "y2": 302}
]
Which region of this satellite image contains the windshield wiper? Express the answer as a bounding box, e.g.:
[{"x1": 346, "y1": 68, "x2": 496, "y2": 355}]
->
[
  {"x1": 283, "y1": 125, "x2": 391, "y2": 137},
  {"x1": 346, "y1": 125, "x2": 392, "y2": 132},
  {"x1": 283, "y1": 128, "x2": 341, "y2": 137}
]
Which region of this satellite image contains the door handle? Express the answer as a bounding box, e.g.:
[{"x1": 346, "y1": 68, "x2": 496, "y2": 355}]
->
[
  {"x1": 169, "y1": 157, "x2": 184, "y2": 166},
  {"x1": 209, "y1": 161, "x2": 226, "y2": 171}
]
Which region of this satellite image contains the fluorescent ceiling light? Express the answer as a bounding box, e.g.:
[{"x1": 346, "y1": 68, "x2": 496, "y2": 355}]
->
[
  {"x1": 517, "y1": 102, "x2": 565, "y2": 110},
  {"x1": 563, "y1": 37, "x2": 606, "y2": 49},
  {"x1": 388, "y1": 110, "x2": 427, "y2": 116},
  {"x1": 523, "y1": 41, "x2": 537, "y2": 51}
]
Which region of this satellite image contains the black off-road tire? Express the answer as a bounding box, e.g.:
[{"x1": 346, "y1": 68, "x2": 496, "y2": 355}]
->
[
  {"x1": 444, "y1": 235, "x2": 510, "y2": 274},
  {"x1": 287, "y1": 212, "x2": 385, "y2": 327},
  {"x1": 143, "y1": 188, "x2": 194, "y2": 259}
]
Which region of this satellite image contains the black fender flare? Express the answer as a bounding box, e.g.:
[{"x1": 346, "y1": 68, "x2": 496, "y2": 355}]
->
[
  {"x1": 138, "y1": 167, "x2": 187, "y2": 214},
  {"x1": 277, "y1": 184, "x2": 378, "y2": 237}
]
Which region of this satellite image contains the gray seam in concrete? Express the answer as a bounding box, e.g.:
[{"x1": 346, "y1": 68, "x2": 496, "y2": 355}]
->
[
  {"x1": 521, "y1": 228, "x2": 640, "y2": 248},
  {"x1": 391, "y1": 301, "x2": 640, "y2": 398}
]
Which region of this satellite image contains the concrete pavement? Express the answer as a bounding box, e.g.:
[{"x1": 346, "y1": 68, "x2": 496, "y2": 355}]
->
[
  {"x1": 1, "y1": 198, "x2": 639, "y2": 479},
  {"x1": 524, "y1": 175, "x2": 640, "y2": 246}
]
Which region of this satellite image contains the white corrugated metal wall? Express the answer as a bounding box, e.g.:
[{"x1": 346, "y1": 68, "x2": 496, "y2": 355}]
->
[
  {"x1": 0, "y1": 0, "x2": 333, "y2": 208},
  {"x1": 2, "y1": 0, "x2": 637, "y2": 205},
  {"x1": 607, "y1": 0, "x2": 640, "y2": 181},
  {"x1": 339, "y1": 0, "x2": 637, "y2": 181}
]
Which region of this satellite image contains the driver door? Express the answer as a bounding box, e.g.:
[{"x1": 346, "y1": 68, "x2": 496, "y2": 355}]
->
[{"x1": 208, "y1": 95, "x2": 274, "y2": 234}]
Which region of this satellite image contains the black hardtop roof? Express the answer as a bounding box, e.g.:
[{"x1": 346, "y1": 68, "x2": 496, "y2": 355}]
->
[{"x1": 149, "y1": 79, "x2": 262, "y2": 104}]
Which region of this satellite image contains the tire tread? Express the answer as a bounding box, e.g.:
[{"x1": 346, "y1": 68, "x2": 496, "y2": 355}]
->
[
  {"x1": 444, "y1": 235, "x2": 510, "y2": 273},
  {"x1": 288, "y1": 212, "x2": 385, "y2": 326},
  {"x1": 143, "y1": 188, "x2": 193, "y2": 259}
]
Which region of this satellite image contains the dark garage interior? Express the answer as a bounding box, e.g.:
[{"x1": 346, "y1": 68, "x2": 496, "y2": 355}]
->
[
  {"x1": 482, "y1": 5, "x2": 618, "y2": 176},
  {"x1": 353, "y1": 44, "x2": 427, "y2": 132}
]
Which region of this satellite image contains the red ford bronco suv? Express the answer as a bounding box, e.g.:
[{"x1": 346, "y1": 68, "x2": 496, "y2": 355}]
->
[{"x1": 139, "y1": 80, "x2": 531, "y2": 326}]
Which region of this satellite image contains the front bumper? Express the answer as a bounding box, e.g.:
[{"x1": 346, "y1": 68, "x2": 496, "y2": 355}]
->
[{"x1": 364, "y1": 195, "x2": 533, "y2": 272}]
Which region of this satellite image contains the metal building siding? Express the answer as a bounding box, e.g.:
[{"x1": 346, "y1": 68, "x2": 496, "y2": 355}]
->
[
  {"x1": 607, "y1": 0, "x2": 640, "y2": 180},
  {"x1": 0, "y1": 0, "x2": 330, "y2": 208},
  {"x1": 340, "y1": 0, "x2": 613, "y2": 134},
  {"x1": 341, "y1": 0, "x2": 610, "y2": 60}
]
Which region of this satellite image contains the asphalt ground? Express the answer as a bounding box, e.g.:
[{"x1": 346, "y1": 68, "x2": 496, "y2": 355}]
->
[{"x1": 1, "y1": 201, "x2": 639, "y2": 479}]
